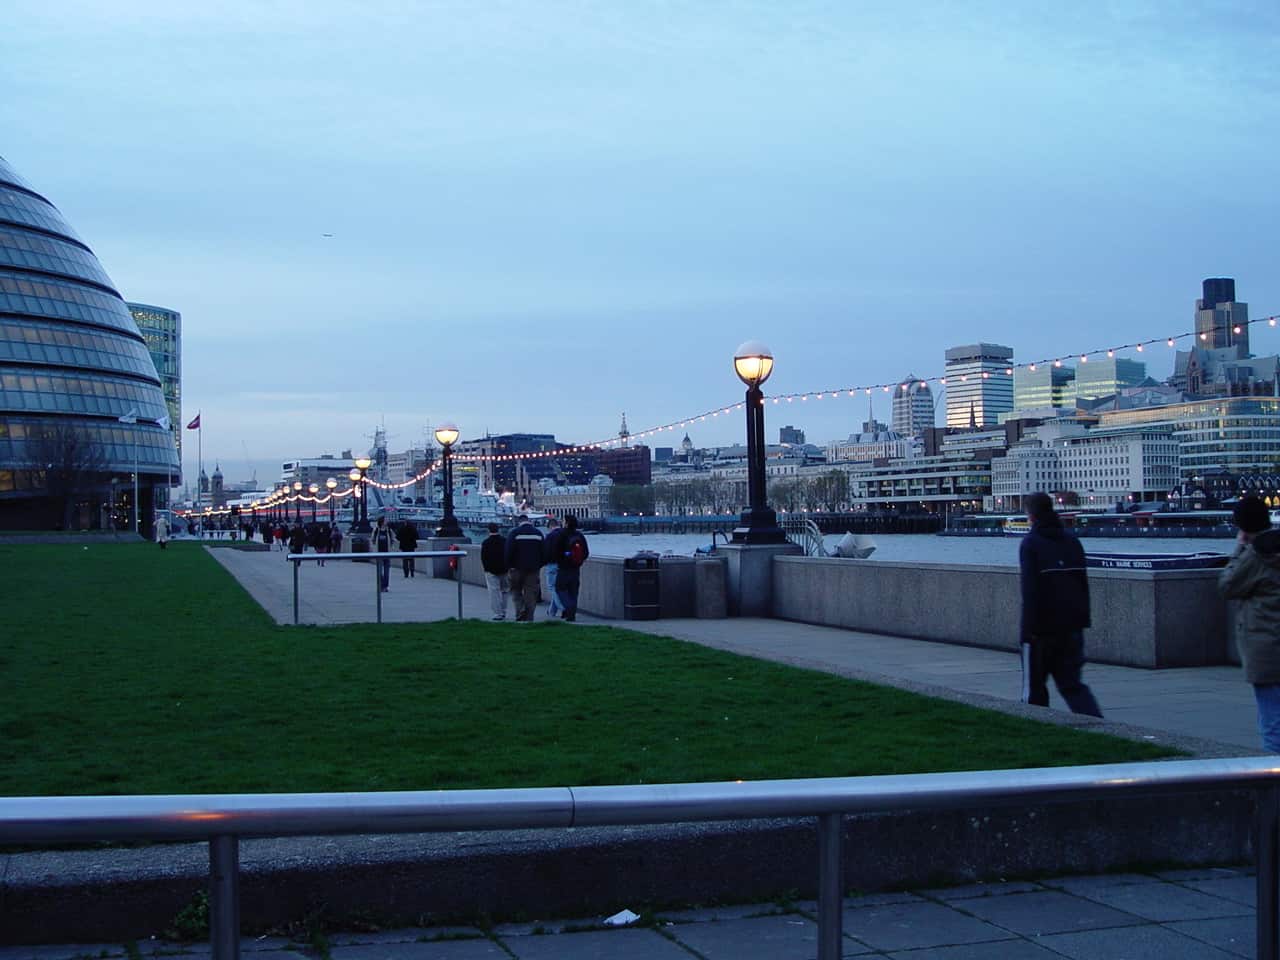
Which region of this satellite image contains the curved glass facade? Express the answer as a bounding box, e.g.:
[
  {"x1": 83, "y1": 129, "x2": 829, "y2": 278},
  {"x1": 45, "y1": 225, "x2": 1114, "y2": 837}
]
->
[{"x1": 0, "y1": 155, "x2": 178, "y2": 529}]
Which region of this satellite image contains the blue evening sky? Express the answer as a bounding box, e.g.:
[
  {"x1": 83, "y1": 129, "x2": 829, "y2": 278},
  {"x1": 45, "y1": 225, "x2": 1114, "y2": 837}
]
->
[{"x1": 3, "y1": 1, "x2": 1278, "y2": 485}]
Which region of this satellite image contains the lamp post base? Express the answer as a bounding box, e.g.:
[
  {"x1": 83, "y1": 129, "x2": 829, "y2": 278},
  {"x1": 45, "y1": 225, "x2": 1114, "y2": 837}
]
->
[
  {"x1": 719, "y1": 541, "x2": 802, "y2": 616},
  {"x1": 435, "y1": 519, "x2": 464, "y2": 539},
  {"x1": 731, "y1": 506, "x2": 787, "y2": 545}
]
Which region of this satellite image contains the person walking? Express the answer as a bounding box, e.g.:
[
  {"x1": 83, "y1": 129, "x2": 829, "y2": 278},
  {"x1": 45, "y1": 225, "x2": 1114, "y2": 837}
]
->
[
  {"x1": 372, "y1": 515, "x2": 394, "y2": 592},
  {"x1": 551, "y1": 515, "x2": 589, "y2": 622},
  {"x1": 397, "y1": 521, "x2": 419, "y2": 578},
  {"x1": 542, "y1": 517, "x2": 563, "y2": 618},
  {"x1": 155, "y1": 514, "x2": 169, "y2": 550},
  {"x1": 1018, "y1": 492, "x2": 1103, "y2": 717},
  {"x1": 328, "y1": 523, "x2": 343, "y2": 556},
  {"x1": 1219, "y1": 496, "x2": 1280, "y2": 752},
  {"x1": 288, "y1": 521, "x2": 307, "y2": 557},
  {"x1": 481, "y1": 522, "x2": 509, "y2": 621},
  {"x1": 505, "y1": 515, "x2": 545, "y2": 622}
]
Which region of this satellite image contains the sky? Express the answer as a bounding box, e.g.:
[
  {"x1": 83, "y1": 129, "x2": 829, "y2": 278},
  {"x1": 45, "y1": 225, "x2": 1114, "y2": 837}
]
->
[{"x1": 3, "y1": 1, "x2": 1279, "y2": 487}]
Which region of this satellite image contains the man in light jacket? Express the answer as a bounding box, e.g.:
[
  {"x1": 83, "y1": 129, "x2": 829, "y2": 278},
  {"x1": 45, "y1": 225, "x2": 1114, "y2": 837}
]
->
[{"x1": 1219, "y1": 496, "x2": 1280, "y2": 752}]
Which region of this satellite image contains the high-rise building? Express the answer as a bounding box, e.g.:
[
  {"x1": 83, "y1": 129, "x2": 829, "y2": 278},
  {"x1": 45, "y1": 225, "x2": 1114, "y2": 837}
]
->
[
  {"x1": 1013, "y1": 364, "x2": 1076, "y2": 411},
  {"x1": 944, "y1": 344, "x2": 1014, "y2": 429},
  {"x1": 892, "y1": 375, "x2": 934, "y2": 437},
  {"x1": 1074, "y1": 357, "x2": 1147, "y2": 400},
  {"x1": 779, "y1": 425, "x2": 805, "y2": 445},
  {"x1": 128, "y1": 303, "x2": 181, "y2": 485},
  {"x1": 1196, "y1": 277, "x2": 1249, "y2": 355},
  {"x1": 0, "y1": 155, "x2": 178, "y2": 531}
]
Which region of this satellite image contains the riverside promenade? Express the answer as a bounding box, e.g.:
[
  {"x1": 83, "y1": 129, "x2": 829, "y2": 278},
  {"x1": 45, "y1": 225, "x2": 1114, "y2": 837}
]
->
[{"x1": 209, "y1": 547, "x2": 1262, "y2": 754}]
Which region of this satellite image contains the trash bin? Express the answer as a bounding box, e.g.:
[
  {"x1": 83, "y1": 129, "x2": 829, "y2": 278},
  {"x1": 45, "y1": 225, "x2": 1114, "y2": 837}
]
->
[{"x1": 624, "y1": 553, "x2": 661, "y2": 620}]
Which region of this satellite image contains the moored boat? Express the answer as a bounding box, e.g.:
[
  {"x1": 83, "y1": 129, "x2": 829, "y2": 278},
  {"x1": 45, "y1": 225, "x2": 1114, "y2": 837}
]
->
[{"x1": 1085, "y1": 552, "x2": 1229, "y2": 570}]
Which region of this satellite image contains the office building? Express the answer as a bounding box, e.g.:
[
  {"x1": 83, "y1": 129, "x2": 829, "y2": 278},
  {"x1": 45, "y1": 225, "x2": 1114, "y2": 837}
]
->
[
  {"x1": 128, "y1": 302, "x2": 181, "y2": 483},
  {"x1": 1195, "y1": 277, "x2": 1249, "y2": 354},
  {"x1": 0, "y1": 156, "x2": 178, "y2": 530},
  {"x1": 1099, "y1": 397, "x2": 1280, "y2": 480},
  {"x1": 944, "y1": 344, "x2": 1014, "y2": 429},
  {"x1": 779, "y1": 425, "x2": 805, "y2": 445},
  {"x1": 892, "y1": 375, "x2": 934, "y2": 437},
  {"x1": 1074, "y1": 357, "x2": 1147, "y2": 401},
  {"x1": 595, "y1": 444, "x2": 651, "y2": 485},
  {"x1": 1013, "y1": 364, "x2": 1076, "y2": 412}
]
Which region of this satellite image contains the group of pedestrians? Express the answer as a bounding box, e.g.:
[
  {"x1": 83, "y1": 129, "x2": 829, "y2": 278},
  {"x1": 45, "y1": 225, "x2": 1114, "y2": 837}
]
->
[
  {"x1": 370, "y1": 516, "x2": 422, "y2": 591},
  {"x1": 480, "y1": 515, "x2": 589, "y2": 622}
]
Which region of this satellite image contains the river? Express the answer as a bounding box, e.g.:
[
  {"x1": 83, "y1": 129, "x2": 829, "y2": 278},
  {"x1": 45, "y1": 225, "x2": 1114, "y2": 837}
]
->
[{"x1": 584, "y1": 532, "x2": 1237, "y2": 566}]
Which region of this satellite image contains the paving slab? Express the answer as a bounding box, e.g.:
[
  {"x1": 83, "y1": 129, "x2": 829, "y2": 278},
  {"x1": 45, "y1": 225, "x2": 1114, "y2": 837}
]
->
[
  {"x1": 1165, "y1": 915, "x2": 1256, "y2": 958},
  {"x1": 1038, "y1": 923, "x2": 1240, "y2": 958},
  {"x1": 1179, "y1": 875, "x2": 1259, "y2": 908},
  {"x1": 884, "y1": 941, "x2": 1060, "y2": 959},
  {"x1": 499, "y1": 927, "x2": 690, "y2": 959},
  {"x1": 1041, "y1": 873, "x2": 1161, "y2": 896},
  {"x1": 661, "y1": 914, "x2": 861, "y2": 959},
  {"x1": 1072, "y1": 880, "x2": 1254, "y2": 921},
  {"x1": 953, "y1": 890, "x2": 1145, "y2": 936},
  {"x1": 918, "y1": 880, "x2": 1044, "y2": 901},
  {"x1": 329, "y1": 942, "x2": 506, "y2": 959},
  {"x1": 841, "y1": 901, "x2": 1014, "y2": 953}
]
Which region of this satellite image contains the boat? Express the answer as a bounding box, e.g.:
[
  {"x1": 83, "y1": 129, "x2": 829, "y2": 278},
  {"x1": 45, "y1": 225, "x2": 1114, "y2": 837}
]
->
[
  {"x1": 1085, "y1": 552, "x2": 1229, "y2": 571},
  {"x1": 1002, "y1": 517, "x2": 1031, "y2": 536}
]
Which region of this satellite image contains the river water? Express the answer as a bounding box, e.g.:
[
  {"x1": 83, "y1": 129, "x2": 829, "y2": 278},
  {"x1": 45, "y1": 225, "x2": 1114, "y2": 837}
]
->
[{"x1": 585, "y1": 532, "x2": 1236, "y2": 566}]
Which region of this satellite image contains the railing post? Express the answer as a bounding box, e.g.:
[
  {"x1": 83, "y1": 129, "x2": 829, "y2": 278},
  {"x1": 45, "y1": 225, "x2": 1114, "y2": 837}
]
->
[
  {"x1": 292, "y1": 559, "x2": 299, "y2": 625},
  {"x1": 209, "y1": 834, "x2": 240, "y2": 960},
  {"x1": 1259, "y1": 785, "x2": 1279, "y2": 960},
  {"x1": 817, "y1": 812, "x2": 844, "y2": 960},
  {"x1": 375, "y1": 555, "x2": 383, "y2": 624},
  {"x1": 457, "y1": 559, "x2": 463, "y2": 620}
]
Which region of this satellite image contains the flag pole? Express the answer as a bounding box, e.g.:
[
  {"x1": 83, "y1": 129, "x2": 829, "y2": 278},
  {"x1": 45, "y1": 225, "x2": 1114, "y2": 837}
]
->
[{"x1": 197, "y1": 412, "x2": 203, "y2": 509}]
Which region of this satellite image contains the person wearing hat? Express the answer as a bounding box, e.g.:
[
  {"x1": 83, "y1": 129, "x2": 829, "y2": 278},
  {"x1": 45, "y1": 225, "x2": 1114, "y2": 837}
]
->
[{"x1": 1219, "y1": 495, "x2": 1280, "y2": 752}]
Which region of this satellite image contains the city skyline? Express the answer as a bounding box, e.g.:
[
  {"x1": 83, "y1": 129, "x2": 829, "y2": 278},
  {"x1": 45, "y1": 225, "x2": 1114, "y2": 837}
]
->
[{"x1": 5, "y1": 1, "x2": 1278, "y2": 484}]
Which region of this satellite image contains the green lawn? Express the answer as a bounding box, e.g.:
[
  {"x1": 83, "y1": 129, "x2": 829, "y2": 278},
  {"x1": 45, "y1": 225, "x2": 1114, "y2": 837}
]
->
[{"x1": 0, "y1": 543, "x2": 1177, "y2": 796}]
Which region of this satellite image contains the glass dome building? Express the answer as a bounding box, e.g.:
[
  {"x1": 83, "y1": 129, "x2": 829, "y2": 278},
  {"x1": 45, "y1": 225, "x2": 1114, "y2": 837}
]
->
[{"x1": 0, "y1": 155, "x2": 179, "y2": 532}]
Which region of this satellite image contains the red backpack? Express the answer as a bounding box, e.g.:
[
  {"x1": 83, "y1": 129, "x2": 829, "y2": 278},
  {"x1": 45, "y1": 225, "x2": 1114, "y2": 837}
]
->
[{"x1": 564, "y1": 532, "x2": 588, "y2": 568}]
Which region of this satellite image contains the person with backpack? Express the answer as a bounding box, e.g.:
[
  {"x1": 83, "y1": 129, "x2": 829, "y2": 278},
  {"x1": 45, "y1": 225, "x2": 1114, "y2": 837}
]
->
[
  {"x1": 372, "y1": 515, "x2": 394, "y2": 591},
  {"x1": 542, "y1": 517, "x2": 563, "y2": 618},
  {"x1": 553, "y1": 515, "x2": 589, "y2": 622},
  {"x1": 397, "y1": 521, "x2": 419, "y2": 578}
]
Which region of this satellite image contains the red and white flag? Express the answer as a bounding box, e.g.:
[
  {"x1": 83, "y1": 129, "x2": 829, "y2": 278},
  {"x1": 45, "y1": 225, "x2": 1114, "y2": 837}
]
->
[{"x1": 186, "y1": 413, "x2": 201, "y2": 430}]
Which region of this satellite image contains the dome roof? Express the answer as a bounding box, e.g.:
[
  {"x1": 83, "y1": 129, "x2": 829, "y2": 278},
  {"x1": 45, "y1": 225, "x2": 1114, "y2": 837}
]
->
[{"x1": 0, "y1": 155, "x2": 179, "y2": 498}]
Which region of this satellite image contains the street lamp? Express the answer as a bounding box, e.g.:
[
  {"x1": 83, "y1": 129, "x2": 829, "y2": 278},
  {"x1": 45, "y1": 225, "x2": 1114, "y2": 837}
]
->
[
  {"x1": 308, "y1": 483, "x2": 319, "y2": 522},
  {"x1": 293, "y1": 480, "x2": 303, "y2": 523},
  {"x1": 731, "y1": 341, "x2": 785, "y2": 543},
  {"x1": 352, "y1": 459, "x2": 371, "y2": 532},
  {"x1": 434, "y1": 423, "x2": 462, "y2": 537},
  {"x1": 326, "y1": 477, "x2": 337, "y2": 524}
]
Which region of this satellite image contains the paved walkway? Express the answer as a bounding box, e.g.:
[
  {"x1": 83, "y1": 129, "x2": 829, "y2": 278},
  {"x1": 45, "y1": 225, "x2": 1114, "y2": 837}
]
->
[
  {"x1": 3, "y1": 866, "x2": 1258, "y2": 959},
  {"x1": 211, "y1": 547, "x2": 1263, "y2": 753}
]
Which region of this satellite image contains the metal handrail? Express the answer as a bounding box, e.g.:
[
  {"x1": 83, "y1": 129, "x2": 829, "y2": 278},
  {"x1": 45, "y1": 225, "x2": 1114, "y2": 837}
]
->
[
  {"x1": 781, "y1": 515, "x2": 825, "y2": 556},
  {"x1": 2, "y1": 756, "x2": 1278, "y2": 960},
  {"x1": 285, "y1": 550, "x2": 469, "y2": 623}
]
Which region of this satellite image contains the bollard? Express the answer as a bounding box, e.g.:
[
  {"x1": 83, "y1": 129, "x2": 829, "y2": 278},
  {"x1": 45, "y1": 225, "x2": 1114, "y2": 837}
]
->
[
  {"x1": 292, "y1": 559, "x2": 299, "y2": 625},
  {"x1": 817, "y1": 813, "x2": 844, "y2": 960},
  {"x1": 209, "y1": 835, "x2": 240, "y2": 960},
  {"x1": 375, "y1": 554, "x2": 383, "y2": 624},
  {"x1": 1259, "y1": 786, "x2": 1279, "y2": 960},
  {"x1": 457, "y1": 567, "x2": 463, "y2": 620}
]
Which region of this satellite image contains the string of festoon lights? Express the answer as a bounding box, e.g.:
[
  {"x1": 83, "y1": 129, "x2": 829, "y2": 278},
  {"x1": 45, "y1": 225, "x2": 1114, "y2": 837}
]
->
[{"x1": 435, "y1": 313, "x2": 1280, "y2": 465}]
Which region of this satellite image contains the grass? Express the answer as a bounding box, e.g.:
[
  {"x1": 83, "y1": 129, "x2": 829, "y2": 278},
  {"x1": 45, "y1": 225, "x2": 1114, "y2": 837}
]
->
[{"x1": 0, "y1": 543, "x2": 1177, "y2": 796}]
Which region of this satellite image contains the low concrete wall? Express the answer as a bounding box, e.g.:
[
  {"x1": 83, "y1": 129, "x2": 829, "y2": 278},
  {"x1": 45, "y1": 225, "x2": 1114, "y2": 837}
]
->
[{"x1": 773, "y1": 556, "x2": 1229, "y2": 669}]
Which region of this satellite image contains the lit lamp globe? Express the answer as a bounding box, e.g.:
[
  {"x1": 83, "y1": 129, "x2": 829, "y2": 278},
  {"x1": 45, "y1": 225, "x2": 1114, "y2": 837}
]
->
[
  {"x1": 349, "y1": 468, "x2": 361, "y2": 483},
  {"x1": 354, "y1": 456, "x2": 373, "y2": 471},
  {"x1": 308, "y1": 483, "x2": 319, "y2": 496},
  {"x1": 434, "y1": 423, "x2": 463, "y2": 538},
  {"x1": 293, "y1": 481, "x2": 302, "y2": 492},
  {"x1": 733, "y1": 341, "x2": 774, "y2": 388},
  {"x1": 434, "y1": 424, "x2": 460, "y2": 447},
  {"x1": 326, "y1": 478, "x2": 337, "y2": 494}
]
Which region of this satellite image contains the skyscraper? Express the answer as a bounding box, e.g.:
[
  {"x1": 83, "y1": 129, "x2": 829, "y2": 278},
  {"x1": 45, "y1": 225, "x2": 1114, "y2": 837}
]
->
[
  {"x1": 128, "y1": 302, "x2": 181, "y2": 487},
  {"x1": 1013, "y1": 364, "x2": 1076, "y2": 412},
  {"x1": 1074, "y1": 357, "x2": 1147, "y2": 400},
  {"x1": 1196, "y1": 278, "x2": 1249, "y2": 356},
  {"x1": 891, "y1": 375, "x2": 934, "y2": 437},
  {"x1": 944, "y1": 344, "x2": 1014, "y2": 429}
]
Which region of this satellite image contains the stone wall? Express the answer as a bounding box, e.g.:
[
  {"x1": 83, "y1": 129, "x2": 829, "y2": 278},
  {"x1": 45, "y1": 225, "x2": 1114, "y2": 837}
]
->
[{"x1": 773, "y1": 556, "x2": 1230, "y2": 669}]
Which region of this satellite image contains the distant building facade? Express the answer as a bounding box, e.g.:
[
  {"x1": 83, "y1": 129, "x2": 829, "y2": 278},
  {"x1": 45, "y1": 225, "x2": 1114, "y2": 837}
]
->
[
  {"x1": 779, "y1": 424, "x2": 805, "y2": 445},
  {"x1": 537, "y1": 474, "x2": 613, "y2": 519},
  {"x1": 892, "y1": 375, "x2": 934, "y2": 437},
  {"x1": 128, "y1": 302, "x2": 181, "y2": 486},
  {"x1": 1013, "y1": 364, "x2": 1075, "y2": 412},
  {"x1": 595, "y1": 444, "x2": 651, "y2": 485},
  {"x1": 1074, "y1": 357, "x2": 1147, "y2": 401},
  {"x1": 944, "y1": 343, "x2": 1014, "y2": 429}
]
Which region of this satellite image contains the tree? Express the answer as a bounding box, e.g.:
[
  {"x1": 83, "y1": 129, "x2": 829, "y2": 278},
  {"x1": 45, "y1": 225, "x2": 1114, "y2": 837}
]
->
[
  {"x1": 608, "y1": 484, "x2": 655, "y2": 516},
  {"x1": 23, "y1": 421, "x2": 109, "y2": 529}
]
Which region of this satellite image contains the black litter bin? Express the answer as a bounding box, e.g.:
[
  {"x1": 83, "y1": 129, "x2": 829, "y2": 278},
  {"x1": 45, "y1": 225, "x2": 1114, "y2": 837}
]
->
[{"x1": 623, "y1": 554, "x2": 661, "y2": 620}]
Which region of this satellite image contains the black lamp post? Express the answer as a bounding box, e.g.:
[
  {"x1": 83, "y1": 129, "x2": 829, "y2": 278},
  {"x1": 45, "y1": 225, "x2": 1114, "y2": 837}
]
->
[
  {"x1": 434, "y1": 424, "x2": 463, "y2": 537},
  {"x1": 293, "y1": 481, "x2": 303, "y2": 523},
  {"x1": 731, "y1": 340, "x2": 786, "y2": 544},
  {"x1": 326, "y1": 477, "x2": 337, "y2": 524},
  {"x1": 278, "y1": 486, "x2": 289, "y2": 523},
  {"x1": 308, "y1": 483, "x2": 319, "y2": 522},
  {"x1": 353, "y1": 457, "x2": 372, "y2": 532}
]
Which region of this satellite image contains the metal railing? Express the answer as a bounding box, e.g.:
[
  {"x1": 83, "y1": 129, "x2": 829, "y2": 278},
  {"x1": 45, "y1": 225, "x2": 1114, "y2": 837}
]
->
[
  {"x1": 2, "y1": 757, "x2": 1279, "y2": 960},
  {"x1": 286, "y1": 550, "x2": 468, "y2": 624},
  {"x1": 781, "y1": 516, "x2": 826, "y2": 556}
]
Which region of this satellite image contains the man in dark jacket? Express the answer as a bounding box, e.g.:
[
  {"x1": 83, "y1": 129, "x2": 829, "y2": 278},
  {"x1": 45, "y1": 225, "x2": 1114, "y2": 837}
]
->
[
  {"x1": 372, "y1": 516, "x2": 394, "y2": 592},
  {"x1": 397, "y1": 521, "x2": 419, "y2": 578},
  {"x1": 1018, "y1": 492, "x2": 1103, "y2": 717},
  {"x1": 480, "y1": 522, "x2": 509, "y2": 620},
  {"x1": 505, "y1": 515, "x2": 544, "y2": 622},
  {"x1": 1219, "y1": 496, "x2": 1280, "y2": 752}
]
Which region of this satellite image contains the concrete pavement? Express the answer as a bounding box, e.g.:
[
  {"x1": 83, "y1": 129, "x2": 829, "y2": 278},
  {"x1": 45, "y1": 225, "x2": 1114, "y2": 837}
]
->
[
  {"x1": 2, "y1": 865, "x2": 1259, "y2": 959},
  {"x1": 210, "y1": 546, "x2": 1263, "y2": 754}
]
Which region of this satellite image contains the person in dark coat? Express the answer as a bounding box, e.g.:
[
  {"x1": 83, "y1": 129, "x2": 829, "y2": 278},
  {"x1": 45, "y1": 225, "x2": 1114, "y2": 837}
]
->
[
  {"x1": 372, "y1": 516, "x2": 394, "y2": 591},
  {"x1": 504, "y1": 515, "x2": 545, "y2": 622},
  {"x1": 552, "y1": 515, "x2": 589, "y2": 622},
  {"x1": 397, "y1": 521, "x2": 419, "y2": 578},
  {"x1": 288, "y1": 521, "x2": 307, "y2": 556},
  {"x1": 1018, "y1": 492, "x2": 1102, "y2": 717},
  {"x1": 480, "y1": 522, "x2": 509, "y2": 620}
]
